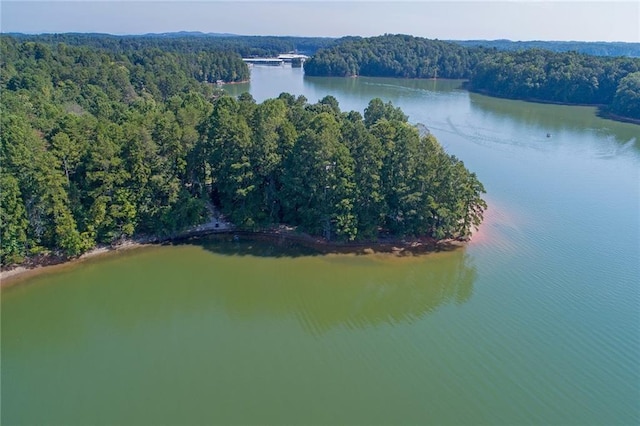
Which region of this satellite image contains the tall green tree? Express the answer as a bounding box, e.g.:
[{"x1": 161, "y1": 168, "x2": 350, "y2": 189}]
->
[
  {"x1": 0, "y1": 173, "x2": 28, "y2": 264},
  {"x1": 1, "y1": 114, "x2": 88, "y2": 256},
  {"x1": 341, "y1": 112, "x2": 385, "y2": 238},
  {"x1": 610, "y1": 71, "x2": 640, "y2": 119},
  {"x1": 282, "y1": 112, "x2": 357, "y2": 240},
  {"x1": 207, "y1": 96, "x2": 257, "y2": 227}
]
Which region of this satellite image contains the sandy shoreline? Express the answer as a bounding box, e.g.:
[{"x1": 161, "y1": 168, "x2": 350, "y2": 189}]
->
[
  {"x1": 0, "y1": 225, "x2": 477, "y2": 288},
  {"x1": 0, "y1": 240, "x2": 150, "y2": 288},
  {"x1": 1, "y1": 203, "x2": 234, "y2": 287}
]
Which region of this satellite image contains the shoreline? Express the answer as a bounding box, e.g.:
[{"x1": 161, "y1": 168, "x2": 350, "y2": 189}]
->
[
  {"x1": 217, "y1": 79, "x2": 250, "y2": 85},
  {"x1": 304, "y1": 76, "x2": 638, "y2": 125},
  {"x1": 0, "y1": 239, "x2": 152, "y2": 288},
  {"x1": 466, "y1": 85, "x2": 608, "y2": 108},
  {"x1": 230, "y1": 229, "x2": 466, "y2": 255},
  {"x1": 596, "y1": 111, "x2": 640, "y2": 125},
  {"x1": 467, "y1": 86, "x2": 640, "y2": 125},
  {"x1": 0, "y1": 227, "x2": 471, "y2": 288}
]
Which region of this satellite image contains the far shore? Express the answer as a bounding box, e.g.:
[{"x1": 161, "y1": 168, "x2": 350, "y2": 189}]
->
[
  {"x1": 216, "y1": 79, "x2": 249, "y2": 85},
  {"x1": 304, "y1": 76, "x2": 639, "y2": 125},
  {"x1": 0, "y1": 227, "x2": 471, "y2": 288},
  {"x1": 596, "y1": 111, "x2": 640, "y2": 125},
  {"x1": 466, "y1": 86, "x2": 640, "y2": 125}
]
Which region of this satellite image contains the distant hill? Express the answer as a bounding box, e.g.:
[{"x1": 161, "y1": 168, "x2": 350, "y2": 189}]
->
[
  {"x1": 2, "y1": 32, "x2": 336, "y2": 57},
  {"x1": 452, "y1": 40, "x2": 640, "y2": 58},
  {"x1": 142, "y1": 31, "x2": 240, "y2": 38},
  {"x1": 6, "y1": 32, "x2": 637, "y2": 58}
]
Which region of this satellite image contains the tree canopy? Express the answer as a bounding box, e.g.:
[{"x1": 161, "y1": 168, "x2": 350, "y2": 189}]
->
[
  {"x1": 610, "y1": 72, "x2": 640, "y2": 119},
  {"x1": 453, "y1": 40, "x2": 640, "y2": 58},
  {"x1": 1, "y1": 38, "x2": 221, "y2": 263},
  {"x1": 304, "y1": 34, "x2": 486, "y2": 79},
  {"x1": 206, "y1": 95, "x2": 487, "y2": 242},
  {"x1": 6, "y1": 33, "x2": 335, "y2": 58},
  {"x1": 468, "y1": 49, "x2": 640, "y2": 107},
  {"x1": 1, "y1": 37, "x2": 486, "y2": 265}
]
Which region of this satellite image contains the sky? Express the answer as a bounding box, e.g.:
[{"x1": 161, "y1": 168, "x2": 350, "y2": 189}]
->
[{"x1": 1, "y1": 1, "x2": 639, "y2": 42}]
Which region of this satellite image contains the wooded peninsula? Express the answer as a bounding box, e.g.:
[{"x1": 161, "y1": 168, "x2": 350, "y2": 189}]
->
[
  {"x1": 1, "y1": 36, "x2": 486, "y2": 266},
  {"x1": 4, "y1": 32, "x2": 637, "y2": 267}
]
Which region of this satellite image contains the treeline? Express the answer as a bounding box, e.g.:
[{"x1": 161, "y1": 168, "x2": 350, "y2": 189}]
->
[
  {"x1": 468, "y1": 49, "x2": 640, "y2": 110},
  {"x1": 7, "y1": 33, "x2": 336, "y2": 58},
  {"x1": 0, "y1": 38, "x2": 486, "y2": 265},
  {"x1": 203, "y1": 94, "x2": 486, "y2": 242},
  {"x1": 304, "y1": 34, "x2": 487, "y2": 79},
  {"x1": 1, "y1": 38, "x2": 225, "y2": 264},
  {"x1": 610, "y1": 72, "x2": 640, "y2": 119},
  {"x1": 454, "y1": 40, "x2": 640, "y2": 58},
  {"x1": 1, "y1": 36, "x2": 249, "y2": 99},
  {"x1": 304, "y1": 34, "x2": 640, "y2": 120},
  {"x1": 13, "y1": 32, "x2": 638, "y2": 59}
]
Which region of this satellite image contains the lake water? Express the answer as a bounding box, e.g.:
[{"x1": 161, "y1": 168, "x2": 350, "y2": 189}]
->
[{"x1": 2, "y1": 66, "x2": 639, "y2": 425}]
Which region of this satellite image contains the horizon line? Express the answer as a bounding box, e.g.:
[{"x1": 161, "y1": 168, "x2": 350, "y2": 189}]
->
[{"x1": 2, "y1": 31, "x2": 639, "y2": 44}]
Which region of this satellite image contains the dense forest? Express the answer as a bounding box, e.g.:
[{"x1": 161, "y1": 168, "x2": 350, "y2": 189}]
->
[
  {"x1": 304, "y1": 35, "x2": 487, "y2": 79},
  {"x1": 0, "y1": 37, "x2": 486, "y2": 265},
  {"x1": 468, "y1": 49, "x2": 640, "y2": 112},
  {"x1": 304, "y1": 34, "x2": 640, "y2": 120},
  {"x1": 1, "y1": 36, "x2": 250, "y2": 97},
  {"x1": 610, "y1": 72, "x2": 640, "y2": 119},
  {"x1": 9, "y1": 33, "x2": 639, "y2": 119},
  {"x1": 6, "y1": 33, "x2": 336, "y2": 58},
  {"x1": 204, "y1": 94, "x2": 486, "y2": 242},
  {"x1": 10, "y1": 32, "x2": 639, "y2": 58},
  {"x1": 1, "y1": 37, "x2": 230, "y2": 264},
  {"x1": 453, "y1": 40, "x2": 640, "y2": 58}
]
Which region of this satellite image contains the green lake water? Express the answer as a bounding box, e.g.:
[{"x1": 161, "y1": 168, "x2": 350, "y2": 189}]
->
[{"x1": 2, "y1": 66, "x2": 639, "y2": 425}]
